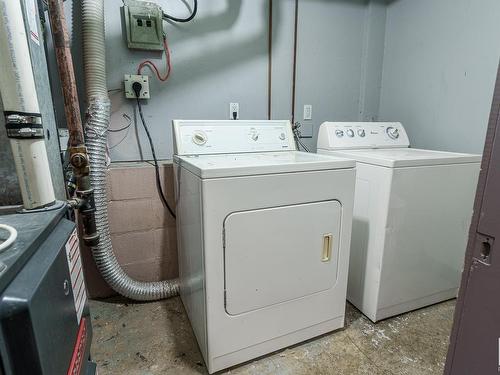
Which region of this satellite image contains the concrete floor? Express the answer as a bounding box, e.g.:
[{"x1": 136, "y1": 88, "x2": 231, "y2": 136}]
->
[{"x1": 90, "y1": 297, "x2": 455, "y2": 375}]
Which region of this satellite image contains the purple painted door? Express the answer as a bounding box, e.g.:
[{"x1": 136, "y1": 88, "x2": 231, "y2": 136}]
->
[{"x1": 445, "y1": 63, "x2": 500, "y2": 375}]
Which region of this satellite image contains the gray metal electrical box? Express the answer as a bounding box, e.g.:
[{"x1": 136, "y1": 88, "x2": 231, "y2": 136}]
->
[{"x1": 122, "y1": 0, "x2": 164, "y2": 51}]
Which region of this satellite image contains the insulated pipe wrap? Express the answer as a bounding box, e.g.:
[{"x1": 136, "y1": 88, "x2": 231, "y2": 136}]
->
[{"x1": 83, "y1": 0, "x2": 179, "y2": 300}]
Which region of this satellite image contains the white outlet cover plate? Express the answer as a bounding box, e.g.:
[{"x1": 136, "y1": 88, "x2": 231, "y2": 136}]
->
[
  {"x1": 124, "y1": 74, "x2": 150, "y2": 99},
  {"x1": 230, "y1": 102, "x2": 240, "y2": 119}
]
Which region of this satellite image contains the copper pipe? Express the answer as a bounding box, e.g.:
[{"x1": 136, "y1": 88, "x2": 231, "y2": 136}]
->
[
  {"x1": 47, "y1": 0, "x2": 99, "y2": 247},
  {"x1": 47, "y1": 0, "x2": 84, "y2": 148}
]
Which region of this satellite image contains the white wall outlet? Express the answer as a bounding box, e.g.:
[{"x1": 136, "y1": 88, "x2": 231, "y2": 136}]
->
[
  {"x1": 124, "y1": 74, "x2": 150, "y2": 99},
  {"x1": 303, "y1": 104, "x2": 312, "y2": 120},
  {"x1": 230, "y1": 102, "x2": 239, "y2": 120}
]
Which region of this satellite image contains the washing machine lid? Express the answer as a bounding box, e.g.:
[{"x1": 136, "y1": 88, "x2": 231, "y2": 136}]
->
[
  {"x1": 174, "y1": 151, "x2": 355, "y2": 178},
  {"x1": 327, "y1": 148, "x2": 481, "y2": 168}
]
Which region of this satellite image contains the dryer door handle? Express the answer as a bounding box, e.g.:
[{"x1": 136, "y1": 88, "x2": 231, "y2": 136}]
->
[{"x1": 322, "y1": 234, "x2": 333, "y2": 262}]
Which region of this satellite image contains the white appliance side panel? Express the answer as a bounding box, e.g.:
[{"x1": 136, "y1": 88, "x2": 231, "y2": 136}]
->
[
  {"x1": 347, "y1": 163, "x2": 394, "y2": 320},
  {"x1": 201, "y1": 169, "x2": 355, "y2": 362},
  {"x1": 174, "y1": 164, "x2": 208, "y2": 361},
  {"x1": 377, "y1": 163, "x2": 480, "y2": 313},
  {"x1": 224, "y1": 201, "x2": 342, "y2": 316}
]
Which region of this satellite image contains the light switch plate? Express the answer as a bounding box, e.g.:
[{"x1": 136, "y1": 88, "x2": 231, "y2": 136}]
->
[
  {"x1": 124, "y1": 74, "x2": 150, "y2": 99},
  {"x1": 303, "y1": 104, "x2": 312, "y2": 120}
]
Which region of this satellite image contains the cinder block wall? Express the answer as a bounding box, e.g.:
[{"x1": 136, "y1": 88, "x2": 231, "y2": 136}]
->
[{"x1": 81, "y1": 162, "x2": 178, "y2": 298}]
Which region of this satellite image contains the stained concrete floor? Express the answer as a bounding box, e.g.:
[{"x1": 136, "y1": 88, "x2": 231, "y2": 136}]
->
[{"x1": 90, "y1": 297, "x2": 455, "y2": 375}]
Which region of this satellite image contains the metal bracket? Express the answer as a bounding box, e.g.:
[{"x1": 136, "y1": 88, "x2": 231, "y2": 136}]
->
[{"x1": 4, "y1": 111, "x2": 44, "y2": 139}]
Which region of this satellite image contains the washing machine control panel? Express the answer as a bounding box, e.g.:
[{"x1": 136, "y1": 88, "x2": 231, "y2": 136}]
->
[
  {"x1": 173, "y1": 120, "x2": 296, "y2": 155},
  {"x1": 317, "y1": 122, "x2": 410, "y2": 150}
]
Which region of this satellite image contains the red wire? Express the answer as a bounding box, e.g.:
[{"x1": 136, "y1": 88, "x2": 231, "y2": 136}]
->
[{"x1": 137, "y1": 35, "x2": 172, "y2": 82}]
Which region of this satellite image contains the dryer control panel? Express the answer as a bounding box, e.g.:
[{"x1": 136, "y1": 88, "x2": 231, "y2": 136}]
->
[
  {"x1": 317, "y1": 122, "x2": 410, "y2": 150},
  {"x1": 173, "y1": 120, "x2": 296, "y2": 155}
]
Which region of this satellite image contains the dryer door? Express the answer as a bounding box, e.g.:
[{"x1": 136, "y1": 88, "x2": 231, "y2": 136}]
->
[{"x1": 223, "y1": 200, "x2": 342, "y2": 315}]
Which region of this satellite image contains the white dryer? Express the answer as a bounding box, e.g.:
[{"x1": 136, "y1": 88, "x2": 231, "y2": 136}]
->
[
  {"x1": 173, "y1": 120, "x2": 355, "y2": 373},
  {"x1": 317, "y1": 122, "x2": 481, "y2": 322}
]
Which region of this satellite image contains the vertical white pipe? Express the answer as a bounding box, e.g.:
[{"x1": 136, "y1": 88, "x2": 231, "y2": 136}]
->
[{"x1": 0, "y1": 0, "x2": 55, "y2": 209}]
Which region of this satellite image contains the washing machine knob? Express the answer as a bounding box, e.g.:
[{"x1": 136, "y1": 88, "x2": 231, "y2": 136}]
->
[
  {"x1": 192, "y1": 131, "x2": 207, "y2": 145},
  {"x1": 279, "y1": 133, "x2": 286, "y2": 140},
  {"x1": 357, "y1": 129, "x2": 366, "y2": 137},
  {"x1": 335, "y1": 129, "x2": 344, "y2": 138},
  {"x1": 346, "y1": 129, "x2": 355, "y2": 138},
  {"x1": 251, "y1": 133, "x2": 259, "y2": 141},
  {"x1": 386, "y1": 127, "x2": 399, "y2": 140}
]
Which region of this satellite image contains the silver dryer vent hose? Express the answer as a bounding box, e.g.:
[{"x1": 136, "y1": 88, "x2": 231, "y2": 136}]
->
[{"x1": 82, "y1": 0, "x2": 179, "y2": 301}]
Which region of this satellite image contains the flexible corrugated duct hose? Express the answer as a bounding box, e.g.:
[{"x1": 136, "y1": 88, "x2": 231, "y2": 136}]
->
[{"x1": 82, "y1": 0, "x2": 179, "y2": 300}]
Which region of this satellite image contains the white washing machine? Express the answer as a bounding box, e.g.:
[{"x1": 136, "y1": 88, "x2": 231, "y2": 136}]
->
[
  {"x1": 172, "y1": 120, "x2": 355, "y2": 373},
  {"x1": 317, "y1": 122, "x2": 481, "y2": 322}
]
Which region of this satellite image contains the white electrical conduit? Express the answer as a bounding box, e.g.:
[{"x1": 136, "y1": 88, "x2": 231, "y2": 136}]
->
[
  {"x1": 0, "y1": 224, "x2": 17, "y2": 252},
  {"x1": 0, "y1": 0, "x2": 55, "y2": 209},
  {"x1": 82, "y1": 0, "x2": 179, "y2": 300}
]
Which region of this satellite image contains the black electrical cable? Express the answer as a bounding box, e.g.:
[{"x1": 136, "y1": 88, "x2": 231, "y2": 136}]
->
[
  {"x1": 162, "y1": 0, "x2": 198, "y2": 22},
  {"x1": 296, "y1": 137, "x2": 310, "y2": 153},
  {"x1": 134, "y1": 93, "x2": 176, "y2": 219},
  {"x1": 292, "y1": 122, "x2": 310, "y2": 152},
  {"x1": 107, "y1": 125, "x2": 131, "y2": 133}
]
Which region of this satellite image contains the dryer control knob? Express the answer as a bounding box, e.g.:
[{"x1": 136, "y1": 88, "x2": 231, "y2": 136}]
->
[
  {"x1": 386, "y1": 127, "x2": 399, "y2": 140},
  {"x1": 251, "y1": 133, "x2": 259, "y2": 141},
  {"x1": 357, "y1": 129, "x2": 366, "y2": 137},
  {"x1": 335, "y1": 129, "x2": 344, "y2": 138},
  {"x1": 279, "y1": 133, "x2": 286, "y2": 140},
  {"x1": 192, "y1": 131, "x2": 208, "y2": 145},
  {"x1": 346, "y1": 129, "x2": 355, "y2": 138}
]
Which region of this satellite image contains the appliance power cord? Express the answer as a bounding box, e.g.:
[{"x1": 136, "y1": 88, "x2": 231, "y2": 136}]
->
[
  {"x1": 162, "y1": 0, "x2": 197, "y2": 22},
  {"x1": 133, "y1": 82, "x2": 176, "y2": 219}
]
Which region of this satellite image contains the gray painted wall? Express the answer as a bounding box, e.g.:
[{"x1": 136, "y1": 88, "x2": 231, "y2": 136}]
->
[
  {"x1": 358, "y1": 0, "x2": 387, "y2": 123},
  {"x1": 270, "y1": 0, "x2": 295, "y2": 122},
  {"x1": 292, "y1": 0, "x2": 387, "y2": 151},
  {"x1": 62, "y1": 0, "x2": 385, "y2": 159},
  {"x1": 379, "y1": 0, "x2": 500, "y2": 154},
  {"x1": 52, "y1": 0, "x2": 500, "y2": 158},
  {"x1": 293, "y1": 0, "x2": 367, "y2": 150},
  {"x1": 103, "y1": 0, "x2": 270, "y2": 161}
]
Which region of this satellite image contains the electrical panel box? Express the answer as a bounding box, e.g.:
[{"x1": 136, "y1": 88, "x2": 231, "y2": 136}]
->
[{"x1": 122, "y1": 0, "x2": 164, "y2": 51}]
